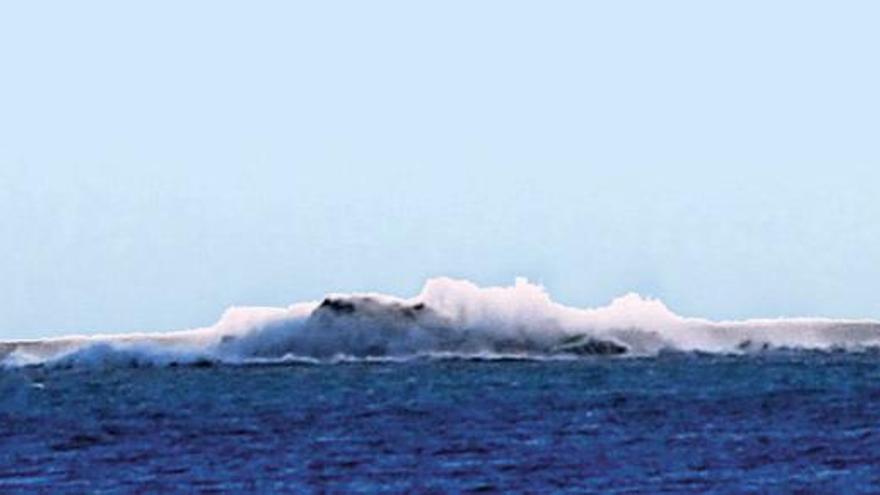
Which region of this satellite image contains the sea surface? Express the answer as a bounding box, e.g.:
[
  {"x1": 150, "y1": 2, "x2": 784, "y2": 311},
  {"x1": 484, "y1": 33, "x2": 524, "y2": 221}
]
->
[{"x1": 1, "y1": 354, "x2": 879, "y2": 493}]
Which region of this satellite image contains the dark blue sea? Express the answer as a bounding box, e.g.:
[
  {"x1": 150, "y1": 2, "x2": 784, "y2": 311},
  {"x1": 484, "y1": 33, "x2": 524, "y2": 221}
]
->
[{"x1": 2, "y1": 354, "x2": 879, "y2": 493}]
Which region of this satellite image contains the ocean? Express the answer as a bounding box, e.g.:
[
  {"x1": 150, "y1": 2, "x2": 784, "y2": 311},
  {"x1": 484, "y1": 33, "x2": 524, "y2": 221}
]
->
[
  {"x1": 2, "y1": 354, "x2": 879, "y2": 493},
  {"x1": 3, "y1": 277, "x2": 880, "y2": 492}
]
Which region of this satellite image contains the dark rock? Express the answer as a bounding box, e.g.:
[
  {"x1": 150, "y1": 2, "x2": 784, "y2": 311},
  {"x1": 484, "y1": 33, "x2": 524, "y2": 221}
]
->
[
  {"x1": 553, "y1": 335, "x2": 627, "y2": 356},
  {"x1": 318, "y1": 298, "x2": 356, "y2": 314}
]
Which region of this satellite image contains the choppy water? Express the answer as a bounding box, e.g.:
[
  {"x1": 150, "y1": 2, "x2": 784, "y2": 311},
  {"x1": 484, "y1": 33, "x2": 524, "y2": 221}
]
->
[{"x1": 2, "y1": 354, "x2": 879, "y2": 493}]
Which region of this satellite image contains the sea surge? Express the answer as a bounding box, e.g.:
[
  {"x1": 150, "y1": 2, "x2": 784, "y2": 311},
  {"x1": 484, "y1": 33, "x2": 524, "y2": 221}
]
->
[{"x1": 3, "y1": 277, "x2": 880, "y2": 368}]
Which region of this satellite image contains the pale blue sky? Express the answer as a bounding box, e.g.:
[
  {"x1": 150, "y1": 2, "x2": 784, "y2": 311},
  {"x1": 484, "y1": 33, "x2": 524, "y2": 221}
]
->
[{"x1": 1, "y1": 1, "x2": 879, "y2": 338}]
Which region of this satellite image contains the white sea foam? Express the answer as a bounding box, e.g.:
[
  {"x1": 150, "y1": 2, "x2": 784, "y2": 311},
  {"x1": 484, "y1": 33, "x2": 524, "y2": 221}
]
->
[{"x1": 3, "y1": 277, "x2": 880, "y2": 368}]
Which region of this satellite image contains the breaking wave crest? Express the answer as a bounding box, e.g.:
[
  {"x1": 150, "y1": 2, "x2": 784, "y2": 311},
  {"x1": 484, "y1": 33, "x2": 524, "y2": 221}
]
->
[{"x1": 3, "y1": 277, "x2": 880, "y2": 368}]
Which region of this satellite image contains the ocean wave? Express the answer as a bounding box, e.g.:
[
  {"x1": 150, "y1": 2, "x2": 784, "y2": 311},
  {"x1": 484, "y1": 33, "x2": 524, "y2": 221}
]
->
[{"x1": 3, "y1": 277, "x2": 880, "y2": 368}]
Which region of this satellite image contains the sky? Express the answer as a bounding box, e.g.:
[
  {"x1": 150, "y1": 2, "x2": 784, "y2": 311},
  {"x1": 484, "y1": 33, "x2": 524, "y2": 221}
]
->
[{"x1": 1, "y1": 1, "x2": 879, "y2": 338}]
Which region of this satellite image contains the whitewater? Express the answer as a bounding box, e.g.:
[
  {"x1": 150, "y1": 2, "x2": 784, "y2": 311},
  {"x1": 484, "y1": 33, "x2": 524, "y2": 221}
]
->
[{"x1": 3, "y1": 277, "x2": 880, "y2": 368}]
